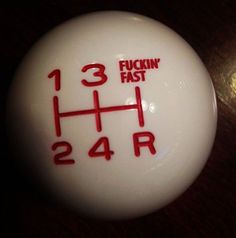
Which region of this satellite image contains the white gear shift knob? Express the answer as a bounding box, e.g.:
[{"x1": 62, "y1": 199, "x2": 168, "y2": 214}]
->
[{"x1": 7, "y1": 11, "x2": 217, "y2": 219}]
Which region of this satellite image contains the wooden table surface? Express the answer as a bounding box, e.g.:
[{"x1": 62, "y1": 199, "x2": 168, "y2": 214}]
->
[{"x1": 1, "y1": 1, "x2": 236, "y2": 237}]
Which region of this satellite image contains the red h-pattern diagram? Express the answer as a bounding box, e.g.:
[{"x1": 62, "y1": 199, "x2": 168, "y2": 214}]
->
[
  {"x1": 48, "y1": 63, "x2": 156, "y2": 165},
  {"x1": 53, "y1": 86, "x2": 144, "y2": 137}
]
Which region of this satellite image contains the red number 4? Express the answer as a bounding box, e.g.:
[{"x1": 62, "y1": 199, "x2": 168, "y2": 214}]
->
[{"x1": 89, "y1": 137, "x2": 114, "y2": 160}]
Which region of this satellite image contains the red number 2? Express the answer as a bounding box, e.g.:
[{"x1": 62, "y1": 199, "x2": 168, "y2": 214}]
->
[
  {"x1": 51, "y1": 141, "x2": 75, "y2": 165},
  {"x1": 81, "y1": 63, "x2": 108, "y2": 87}
]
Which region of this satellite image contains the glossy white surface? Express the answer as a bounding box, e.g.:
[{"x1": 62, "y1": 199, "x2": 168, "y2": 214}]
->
[{"x1": 7, "y1": 11, "x2": 217, "y2": 219}]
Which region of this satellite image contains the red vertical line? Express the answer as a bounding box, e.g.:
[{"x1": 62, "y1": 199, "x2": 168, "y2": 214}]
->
[
  {"x1": 53, "y1": 96, "x2": 62, "y2": 137},
  {"x1": 93, "y1": 90, "x2": 102, "y2": 132},
  {"x1": 135, "y1": 86, "x2": 144, "y2": 127}
]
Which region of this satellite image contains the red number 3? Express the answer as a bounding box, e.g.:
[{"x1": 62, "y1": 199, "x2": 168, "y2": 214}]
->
[{"x1": 81, "y1": 63, "x2": 108, "y2": 87}]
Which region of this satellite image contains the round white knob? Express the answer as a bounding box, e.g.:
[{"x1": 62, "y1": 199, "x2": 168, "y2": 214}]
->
[{"x1": 7, "y1": 11, "x2": 217, "y2": 220}]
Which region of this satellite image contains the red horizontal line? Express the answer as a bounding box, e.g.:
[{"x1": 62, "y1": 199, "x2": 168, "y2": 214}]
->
[
  {"x1": 60, "y1": 109, "x2": 95, "y2": 117},
  {"x1": 100, "y1": 104, "x2": 137, "y2": 112},
  {"x1": 59, "y1": 104, "x2": 138, "y2": 118}
]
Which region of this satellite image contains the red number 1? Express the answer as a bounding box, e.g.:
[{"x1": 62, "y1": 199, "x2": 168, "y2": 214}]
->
[{"x1": 48, "y1": 69, "x2": 61, "y2": 91}]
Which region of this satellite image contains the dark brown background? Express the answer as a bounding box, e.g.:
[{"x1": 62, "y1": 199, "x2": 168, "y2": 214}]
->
[{"x1": 1, "y1": 1, "x2": 236, "y2": 237}]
